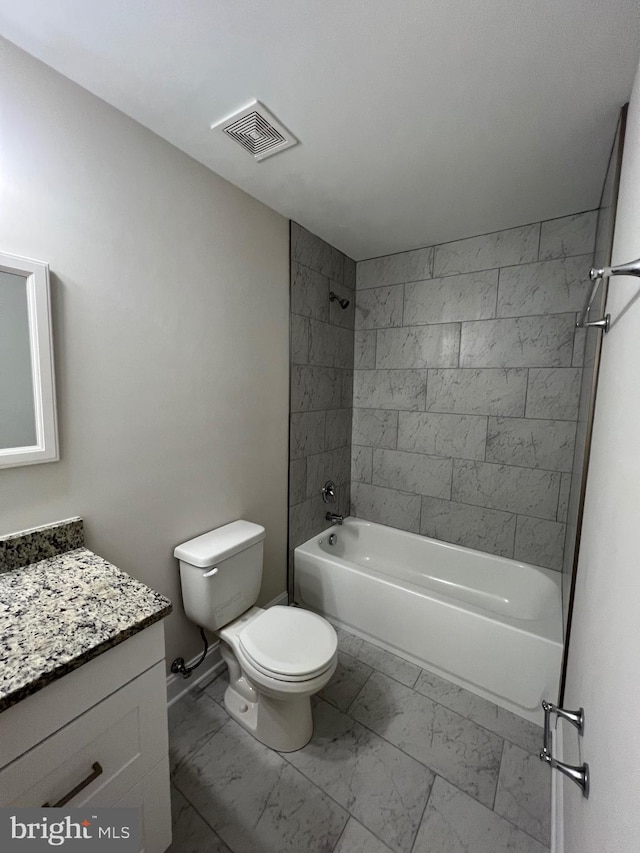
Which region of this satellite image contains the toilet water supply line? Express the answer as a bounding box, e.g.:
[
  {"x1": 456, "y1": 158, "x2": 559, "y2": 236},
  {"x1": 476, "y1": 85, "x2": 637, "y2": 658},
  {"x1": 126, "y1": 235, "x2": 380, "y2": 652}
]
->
[{"x1": 171, "y1": 626, "x2": 209, "y2": 678}]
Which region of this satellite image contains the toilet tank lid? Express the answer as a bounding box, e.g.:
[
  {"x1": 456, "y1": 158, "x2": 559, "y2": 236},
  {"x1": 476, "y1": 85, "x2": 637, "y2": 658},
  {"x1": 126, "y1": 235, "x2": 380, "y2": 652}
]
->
[{"x1": 174, "y1": 520, "x2": 265, "y2": 567}]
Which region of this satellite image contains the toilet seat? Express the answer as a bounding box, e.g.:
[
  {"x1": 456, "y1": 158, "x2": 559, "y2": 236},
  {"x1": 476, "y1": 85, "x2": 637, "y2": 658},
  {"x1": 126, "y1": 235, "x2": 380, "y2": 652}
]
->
[{"x1": 238, "y1": 606, "x2": 337, "y2": 682}]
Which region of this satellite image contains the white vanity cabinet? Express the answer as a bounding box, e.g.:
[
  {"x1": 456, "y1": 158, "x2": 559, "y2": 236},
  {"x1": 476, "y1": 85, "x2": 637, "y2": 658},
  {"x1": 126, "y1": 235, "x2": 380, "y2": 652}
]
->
[{"x1": 0, "y1": 622, "x2": 172, "y2": 853}]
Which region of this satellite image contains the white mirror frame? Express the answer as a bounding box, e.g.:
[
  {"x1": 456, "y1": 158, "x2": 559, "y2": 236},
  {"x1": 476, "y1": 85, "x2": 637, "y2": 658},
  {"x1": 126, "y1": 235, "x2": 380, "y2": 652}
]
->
[{"x1": 0, "y1": 251, "x2": 58, "y2": 468}]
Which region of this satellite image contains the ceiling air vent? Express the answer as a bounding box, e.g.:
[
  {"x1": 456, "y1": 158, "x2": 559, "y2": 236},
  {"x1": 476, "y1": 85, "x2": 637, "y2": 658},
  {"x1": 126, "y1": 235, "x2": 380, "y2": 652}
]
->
[{"x1": 211, "y1": 100, "x2": 298, "y2": 161}]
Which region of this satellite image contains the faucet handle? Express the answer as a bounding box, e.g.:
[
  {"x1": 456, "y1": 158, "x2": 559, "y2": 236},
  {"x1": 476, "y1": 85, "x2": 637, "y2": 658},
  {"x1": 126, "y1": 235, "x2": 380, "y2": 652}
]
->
[{"x1": 321, "y1": 480, "x2": 336, "y2": 503}]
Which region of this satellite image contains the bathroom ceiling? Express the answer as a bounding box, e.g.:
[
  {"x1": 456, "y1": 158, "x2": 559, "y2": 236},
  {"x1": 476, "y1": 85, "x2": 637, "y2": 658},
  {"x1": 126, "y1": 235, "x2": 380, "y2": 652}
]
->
[{"x1": 1, "y1": 1, "x2": 639, "y2": 260}]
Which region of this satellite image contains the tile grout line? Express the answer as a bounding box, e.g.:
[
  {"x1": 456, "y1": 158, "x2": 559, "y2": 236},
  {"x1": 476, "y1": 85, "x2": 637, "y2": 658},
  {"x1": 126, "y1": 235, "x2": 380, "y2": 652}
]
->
[
  {"x1": 179, "y1": 651, "x2": 547, "y2": 848},
  {"x1": 335, "y1": 636, "x2": 544, "y2": 749},
  {"x1": 407, "y1": 773, "x2": 438, "y2": 853},
  {"x1": 170, "y1": 769, "x2": 234, "y2": 851},
  {"x1": 492, "y1": 736, "x2": 507, "y2": 812}
]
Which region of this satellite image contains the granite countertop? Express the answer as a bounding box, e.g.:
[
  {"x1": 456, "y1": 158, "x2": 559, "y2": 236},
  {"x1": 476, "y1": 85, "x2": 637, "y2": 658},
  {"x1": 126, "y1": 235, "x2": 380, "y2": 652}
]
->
[{"x1": 0, "y1": 519, "x2": 172, "y2": 712}]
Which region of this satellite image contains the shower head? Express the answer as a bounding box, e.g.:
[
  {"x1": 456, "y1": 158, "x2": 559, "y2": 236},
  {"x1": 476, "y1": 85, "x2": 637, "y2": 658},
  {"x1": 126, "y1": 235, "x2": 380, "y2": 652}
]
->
[{"x1": 329, "y1": 290, "x2": 350, "y2": 309}]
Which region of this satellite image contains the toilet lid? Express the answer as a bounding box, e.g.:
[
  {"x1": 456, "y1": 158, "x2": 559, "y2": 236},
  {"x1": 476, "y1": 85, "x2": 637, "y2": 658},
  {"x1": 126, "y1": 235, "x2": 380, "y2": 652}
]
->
[{"x1": 238, "y1": 606, "x2": 337, "y2": 679}]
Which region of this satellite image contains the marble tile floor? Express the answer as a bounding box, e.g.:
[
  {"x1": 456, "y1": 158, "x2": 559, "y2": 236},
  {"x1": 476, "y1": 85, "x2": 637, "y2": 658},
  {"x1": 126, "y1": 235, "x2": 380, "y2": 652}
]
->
[{"x1": 168, "y1": 625, "x2": 551, "y2": 853}]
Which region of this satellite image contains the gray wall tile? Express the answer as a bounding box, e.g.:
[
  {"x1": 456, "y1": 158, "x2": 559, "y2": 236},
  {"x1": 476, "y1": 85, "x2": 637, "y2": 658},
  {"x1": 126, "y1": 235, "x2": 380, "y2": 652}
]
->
[
  {"x1": 372, "y1": 448, "x2": 452, "y2": 498},
  {"x1": 352, "y1": 408, "x2": 398, "y2": 448},
  {"x1": 398, "y1": 412, "x2": 487, "y2": 461},
  {"x1": 426, "y1": 368, "x2": 528, "y2": 416},
  {"x1": 353, "y1": 369, "x2": 426, "y2": 410},
  {"x1": 376, "y1": 324, "x2": 460, "y2": 369},
  {"x1": 572, "y1": 324, "x2": 586, "y2": 366},
  {"x1": 525, "y1": 367, "x2": 582, "y2": 420},
  {"x1": 514, "y1": 516, "x2": 566, "y2": 571},
  {"x1": 341, "y1": 368, "x2": 355, "y2": 409},
  {"x1": 288, "y1": 214, "x2": 592, "y2": 575},
  {"x1": 460, "y1": 314, "x2": 575, "y2": 368},
  {"x1": 357, "y1": 246, "x2": 433, "y2": 289},
  {"x1": 557, "y1": 472, "x2": 571, "y2": 523},
  {"x1": 452, "y1": 460, "x2": 561, "y2": 519},
  {"x1": 486, "y1": 417, "x2": 577, "y2": 472},
  {"x1": 289, "y1": 495, "x2": 334, "y2": 550},
  {"x1": 291, "y1": 261, "x2": 329, "y2": 321},
  {"x1": 289, "y1": 458, "x2": 307, "y2": 506},
  {"x1": 352, "y1": 445, "x2": 373, "y2": 483},
  {"x1": 343, "y1": 256, "x2": 356, "y2": 290},
  {"x1": 325, "y1": 408, "x2": 352, "y2": 450},
  {"x1": 351, "y1": 482, "x2": 421, "y2": 533},
  {"x1": 539, "y1": 211, "x2": 597, "y2": 260},
  {"x1": 404, "y1": 270, "x2": 498, "y2": 324},
  {"x1": 289, "y1": 226, "x2": 355, "y2": 561},
  {"x1": 354, "y1": 330, "x2": 376, "y2": 369},
  {"x1": 497, "y1": 255, "x2": 591, "y2": 317},
  {"x1": 420, "y1": 497, "x2": 516, "y2": 558},
  {"x1": 291, "y1": 314, "x2": 310, "y2": 364},
  {"x1": 291, "y1": 365, "x2": 344, "y2": 412},
  {"x1": 307, "y1": 446, "x2": 352, "y2": 499},
  {"x1": 329, "y1": 283, "x2": 355, "y2": 329},
  {"x1": 290, "y1": 411, "x2": 326, "y2": 460},
  {"x1": 433, "y1": 224, "x2": 540, "y2": 277},
  {"x1": 309, "y1": 320, "x2": 354, "y2": 368},
  {"x1": 291, "y1": 221, "x2": 343, "y2": 282},
  {"x1": 355, "y1": 284, "x2": 404, "y2": 329}
]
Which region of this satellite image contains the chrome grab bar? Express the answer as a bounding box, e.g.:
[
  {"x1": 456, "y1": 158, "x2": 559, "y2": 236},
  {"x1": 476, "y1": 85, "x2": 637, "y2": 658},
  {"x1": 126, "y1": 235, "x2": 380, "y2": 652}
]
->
[
  {"x1": 540, "y1": 700, "x2": 589, "y2": 797},
  {"x1": 577, "y1": 257, "x2": 640, "y2": 332}
]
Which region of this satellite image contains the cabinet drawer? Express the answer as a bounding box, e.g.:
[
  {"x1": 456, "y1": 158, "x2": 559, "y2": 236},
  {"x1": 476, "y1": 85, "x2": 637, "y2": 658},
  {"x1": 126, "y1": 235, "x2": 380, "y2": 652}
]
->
[
  {"x1": 0, "y1": 621, "x2": 166, "y2": 767},
  {"x1": 0, "y1": 662, "x2": 168, "y2": 808}
]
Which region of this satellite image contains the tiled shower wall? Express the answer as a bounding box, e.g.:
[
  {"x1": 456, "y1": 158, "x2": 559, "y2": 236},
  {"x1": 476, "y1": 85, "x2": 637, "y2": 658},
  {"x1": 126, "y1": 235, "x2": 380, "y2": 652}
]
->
[
  {"x1": 289, "y1": 223, "x2": 355, "y2": 564},
  {"x1": 351, "y1": 212, "x2": 597, "y2": 571}
]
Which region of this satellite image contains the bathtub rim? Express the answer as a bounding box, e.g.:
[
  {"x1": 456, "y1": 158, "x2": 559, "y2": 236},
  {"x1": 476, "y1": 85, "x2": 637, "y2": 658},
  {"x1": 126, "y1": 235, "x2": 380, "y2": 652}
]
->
[{"x1": 295, "y1": 516, "x2": 562, "y2": 644}]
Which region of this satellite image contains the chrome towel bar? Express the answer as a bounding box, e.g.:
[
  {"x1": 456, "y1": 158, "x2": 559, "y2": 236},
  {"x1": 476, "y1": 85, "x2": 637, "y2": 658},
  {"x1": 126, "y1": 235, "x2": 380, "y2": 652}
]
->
[
  {"x1": 540, "y1": 700, "x2": 589, "y2": 797},
  {"x1": 577, "y1": 257, "x2": 640, "y2": 332}
]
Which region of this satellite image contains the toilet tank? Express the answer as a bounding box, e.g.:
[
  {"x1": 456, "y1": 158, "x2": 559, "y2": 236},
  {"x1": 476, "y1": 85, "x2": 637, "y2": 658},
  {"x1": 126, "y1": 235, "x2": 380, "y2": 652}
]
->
[{"x1": 174, "y1": 520, "x2": 265, "y2": 632}]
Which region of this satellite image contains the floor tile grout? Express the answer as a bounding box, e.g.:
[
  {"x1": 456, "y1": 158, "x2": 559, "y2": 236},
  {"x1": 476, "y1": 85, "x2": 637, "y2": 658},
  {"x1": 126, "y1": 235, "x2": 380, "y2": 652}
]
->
[
  {"x1": 493, "y1": 737, "x2": 507, "y2": 811},
  {"x1": 170, "y1": 624, "x2": 550, "y2": 852},
  {"x1": 340, "y1": 640, "x2": 542, "y2": 754},
  {"x1": 171, "y1": 779, "x2": 232, "y2": 852}
]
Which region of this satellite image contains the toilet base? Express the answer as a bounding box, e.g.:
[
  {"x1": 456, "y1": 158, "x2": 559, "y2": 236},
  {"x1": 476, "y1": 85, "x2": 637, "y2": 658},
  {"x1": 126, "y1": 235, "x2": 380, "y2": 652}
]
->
[
  {"x1": 219, "y1": 639, "x2": 317, "y2": 751},
  {"x1": 223, "y1": 682, "x2": 313, "y2": 752}
]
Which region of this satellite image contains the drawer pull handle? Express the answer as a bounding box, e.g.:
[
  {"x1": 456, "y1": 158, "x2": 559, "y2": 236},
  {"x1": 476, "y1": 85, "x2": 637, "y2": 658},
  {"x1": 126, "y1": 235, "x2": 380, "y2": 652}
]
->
[{"x1": 42, "y1": 761, "x2": 103, "y2": 807}]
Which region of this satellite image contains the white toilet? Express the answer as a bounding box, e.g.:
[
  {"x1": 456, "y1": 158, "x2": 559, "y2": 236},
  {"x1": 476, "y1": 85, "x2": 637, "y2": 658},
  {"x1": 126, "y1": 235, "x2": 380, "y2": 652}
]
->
[{"x1": 174, "y1": 520, "x2": 338, "y2": 751}]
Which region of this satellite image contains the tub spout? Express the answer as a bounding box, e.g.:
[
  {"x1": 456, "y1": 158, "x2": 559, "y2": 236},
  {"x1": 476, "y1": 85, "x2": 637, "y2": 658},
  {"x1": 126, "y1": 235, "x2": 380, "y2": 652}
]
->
[{"x1": 326, "y1": 512, "x2": 344, "y2": 525}]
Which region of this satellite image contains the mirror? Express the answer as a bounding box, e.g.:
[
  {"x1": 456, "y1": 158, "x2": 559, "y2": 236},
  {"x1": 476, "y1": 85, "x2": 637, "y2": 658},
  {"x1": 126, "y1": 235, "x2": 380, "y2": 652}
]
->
[{"x1": 0, "y1": 251, "x2": 58, "y2": 468}]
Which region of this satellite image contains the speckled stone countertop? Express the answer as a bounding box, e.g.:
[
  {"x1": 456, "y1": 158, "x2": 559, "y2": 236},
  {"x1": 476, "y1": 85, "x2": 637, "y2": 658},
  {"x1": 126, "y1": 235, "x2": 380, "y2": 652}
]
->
[{"x1": 0, "y1": 518, "x2": 172, "y2": 712}]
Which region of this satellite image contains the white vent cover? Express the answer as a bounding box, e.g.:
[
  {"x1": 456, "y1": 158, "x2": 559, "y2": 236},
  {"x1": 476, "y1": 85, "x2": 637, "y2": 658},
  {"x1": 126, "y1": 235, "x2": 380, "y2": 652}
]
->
[{"x1": 211, "y1": 100, "x2": 298, "y2": 161}]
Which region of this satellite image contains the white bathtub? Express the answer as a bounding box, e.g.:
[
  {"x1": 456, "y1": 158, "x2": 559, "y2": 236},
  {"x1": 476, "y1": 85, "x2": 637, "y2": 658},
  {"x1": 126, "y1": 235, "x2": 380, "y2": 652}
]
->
[{"x1": 294, "y1": 517, "x2": 562, "y2": 724}]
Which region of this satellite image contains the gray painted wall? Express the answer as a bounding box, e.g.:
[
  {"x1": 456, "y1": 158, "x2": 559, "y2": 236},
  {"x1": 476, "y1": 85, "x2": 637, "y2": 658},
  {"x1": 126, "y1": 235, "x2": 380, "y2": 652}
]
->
[
  {"x1": 288, "y1": 223, "x2": 355, "y2": 566},
  {"x1": 351, "y1": 213, "x2": 597, "y2": 572},
  {"x1": 0, "y1": 39, "x2": 290, "y2": 670}
]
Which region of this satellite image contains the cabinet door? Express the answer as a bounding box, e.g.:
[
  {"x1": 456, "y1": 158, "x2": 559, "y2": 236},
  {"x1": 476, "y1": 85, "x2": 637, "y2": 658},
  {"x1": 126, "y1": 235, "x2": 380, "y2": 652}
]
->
[
  {"x1": 113, "y1": 757, "x2": 172, "y2": 853},
  {"x1": 0, "y1": 662, "x2": 168, "y2": 808}
]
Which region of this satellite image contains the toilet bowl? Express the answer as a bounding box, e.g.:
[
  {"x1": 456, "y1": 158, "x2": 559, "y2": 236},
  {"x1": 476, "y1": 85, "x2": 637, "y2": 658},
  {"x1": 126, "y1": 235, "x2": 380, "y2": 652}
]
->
[
  {"x1": 218, "y1": 605, "x2": 337, "y2": 750},
  {"x1": 174, "y1": 520, "x2": 338, "y2": 751}
]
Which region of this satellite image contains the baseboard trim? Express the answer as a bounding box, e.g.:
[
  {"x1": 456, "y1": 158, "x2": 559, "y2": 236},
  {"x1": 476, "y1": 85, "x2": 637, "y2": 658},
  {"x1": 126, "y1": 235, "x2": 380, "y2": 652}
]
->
[{"x1": 166, "y1": 591, "x2": 288, "y2": 707}]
